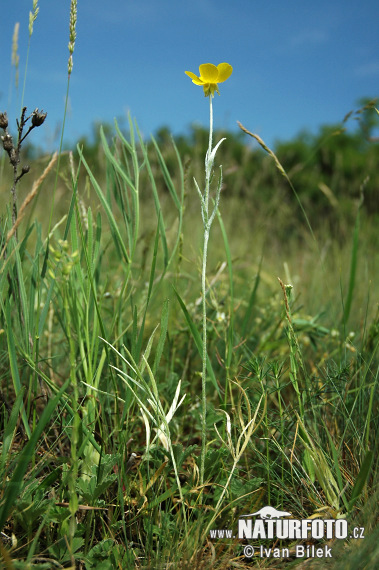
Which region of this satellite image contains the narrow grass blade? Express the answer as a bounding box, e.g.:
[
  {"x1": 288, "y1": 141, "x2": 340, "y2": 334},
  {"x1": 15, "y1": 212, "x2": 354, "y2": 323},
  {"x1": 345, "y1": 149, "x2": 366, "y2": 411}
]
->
[
  {"x1": 63, "y1": 163, "x2": 80, "y2": 240},
  {"x1": 241, "y1": 256, "x2": 262, "y2": 338},
  {"x1": 135, "y1": 126, "x2": 169, "y2": 268},
  {"x1": 153, "y1": 298, "x2": 169, "y2": 375},
  {"x1": 216, "y1": 209, "x2": 234, "y2": 370},
  {"x1": 77, "y1": 146, "x2": 130, "y2": 265},
  {"x1": 150, "y1": 135, "x2": 181, "y2": 211},
  {"x1": 14, "y1": 244, "x2": 30, "y2": 348},
  {"x1": 323, "y1": 425, "x2": 349, "y2": 511},
  {"x1": 5, "y1": 302, "x2": 31, "y2": 438},
  {"x1": 74, "y1": 203, "x2": 108, "y2": 341},
  {"x1": 173, "y1": 286, "x2": 220, "y2": 397},
  {"x1": 342, "y1": 201, "x2": 360, "y2": 325},
  {"x1": 348, "y1": 450, "x2": 374, "y2": 512},
  {"x1": 136, "y1": 218, "x2": 160, "y2": 360}
]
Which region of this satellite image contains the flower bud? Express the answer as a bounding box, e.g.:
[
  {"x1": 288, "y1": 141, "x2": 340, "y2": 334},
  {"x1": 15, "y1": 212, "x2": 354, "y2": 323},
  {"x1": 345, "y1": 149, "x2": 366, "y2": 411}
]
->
[
  {"x1": 0, "y1": 112, "x2": 8, "y2": 129},
  {"x1": 31, "y1": 108, "x2": 47, "y2": 127}
]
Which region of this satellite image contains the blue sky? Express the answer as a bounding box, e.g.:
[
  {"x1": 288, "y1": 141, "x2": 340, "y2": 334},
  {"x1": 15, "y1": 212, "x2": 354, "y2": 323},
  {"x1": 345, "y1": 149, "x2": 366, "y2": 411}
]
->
[{"x1": 1, "y1": 0, "x2": 378, "y2": 151}]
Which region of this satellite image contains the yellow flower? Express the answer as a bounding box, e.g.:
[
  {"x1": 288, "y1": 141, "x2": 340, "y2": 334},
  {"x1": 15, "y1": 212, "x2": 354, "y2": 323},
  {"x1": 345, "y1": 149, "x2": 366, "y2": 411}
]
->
[{"x1": 185, "y1": 62, "x2": 233, "y2": 97}]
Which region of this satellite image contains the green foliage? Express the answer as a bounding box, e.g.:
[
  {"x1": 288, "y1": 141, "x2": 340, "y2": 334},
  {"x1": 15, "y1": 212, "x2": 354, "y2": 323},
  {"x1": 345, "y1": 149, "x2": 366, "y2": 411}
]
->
[{"x1": 0, "y1": 128, "x2": 378, "y2": 569}]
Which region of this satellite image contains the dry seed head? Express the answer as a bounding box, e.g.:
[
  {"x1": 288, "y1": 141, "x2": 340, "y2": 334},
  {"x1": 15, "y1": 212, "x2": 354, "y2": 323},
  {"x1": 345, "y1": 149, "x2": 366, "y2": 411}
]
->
[
  {"x1": 1, "y1": 133, "x2": 14, "y2": 152},
  {"x1": 69, "y1": 0, "x2": 77, "y2": 51},
  {"x1": 12, "y1": 23, "x2": 19, "y2": 65},
  {"x1": 68, "y1": 0, "x2": 77, "y2": 75},
  {"x1": 68, "y1": 55, "x2": 73, "y2": 76},
  {"x1": 0, "y1": 112, "x2": 8, "y2": 130},
  {"x1": 31, "y1": 108, "x2": 47, "y2": 127},
  {"x1": 29, "y1": 0, "x2": 39, "y2": 36},
  {"x1": 12, "y1": 23, "x2": 20, "y2": 87}
]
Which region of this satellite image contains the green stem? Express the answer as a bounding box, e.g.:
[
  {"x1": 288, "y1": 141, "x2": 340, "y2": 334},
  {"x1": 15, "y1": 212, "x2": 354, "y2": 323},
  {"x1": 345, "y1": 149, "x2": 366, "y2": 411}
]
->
[
  {"x1": 47, "y1": 76, "x2": 71, "y2": 237},
  {"x1": 20, "y1": 36, "x2": 31, "y2": 118},
  {"x1": 204, "y1": 96, "x2": 213, "y2": 215},
  {"x1": 208, "y1": 94, "x2": 213, "y2": 147},
  {"x1": 63, "y1": 282, "x2": 79, "y2": 547},
  {"x1": 200, "y1": 95, "x2": 214, "y2": 486},
  {"x1": 200, "y1": 227, "x2": 210, "y2": 485}
]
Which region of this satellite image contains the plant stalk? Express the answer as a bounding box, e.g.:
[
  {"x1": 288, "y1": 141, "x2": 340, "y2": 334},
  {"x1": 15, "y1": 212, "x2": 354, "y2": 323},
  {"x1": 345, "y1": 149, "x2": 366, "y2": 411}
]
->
[{"x1": 200, "y1": 95, "x2": 214, "y2": 485}]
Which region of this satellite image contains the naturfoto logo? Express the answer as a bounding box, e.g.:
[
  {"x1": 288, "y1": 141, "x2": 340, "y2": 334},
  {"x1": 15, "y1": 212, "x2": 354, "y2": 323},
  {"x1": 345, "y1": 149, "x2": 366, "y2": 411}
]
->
[
  {"x1": 238, "y1": 511, "x2": 347, "y2": 540},
  {"x1": 209, "y1": 505, "x2": 365, "y2": 560},
  {"x1": 241, "y1": 506, "x2": 292, "y2": 519},
  {"x1": 210, "y1": 505, "x2": 349, "y2": 541}
]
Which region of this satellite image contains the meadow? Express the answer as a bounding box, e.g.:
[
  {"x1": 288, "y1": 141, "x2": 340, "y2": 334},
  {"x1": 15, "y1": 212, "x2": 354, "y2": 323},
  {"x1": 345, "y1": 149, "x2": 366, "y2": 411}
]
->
[{"x1": 0, "y1": 3, "x2": 378, "y2": 569}]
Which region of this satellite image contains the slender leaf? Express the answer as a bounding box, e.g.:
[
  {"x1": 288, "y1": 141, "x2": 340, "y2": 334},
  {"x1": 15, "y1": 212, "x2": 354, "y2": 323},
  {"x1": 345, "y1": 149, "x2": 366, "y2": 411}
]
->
[
  {"x1": 173, "y1": 286, "x2": 220, "y2": 397},
  {"x1": 153, "y1": 299, "x2": 169, "y2": 375},
  {"x1": 5, "y1": 302, "x2": 31, "y2": 438},
  {"x1": 77, "y1": 146, "x2": 130, "y2": 265},
  {"x1": 342, "y1": 201, "x2": 360, "y2": 325},
  {"x1": 348, "y1": 451, "x2": 374, "y2": 511}
]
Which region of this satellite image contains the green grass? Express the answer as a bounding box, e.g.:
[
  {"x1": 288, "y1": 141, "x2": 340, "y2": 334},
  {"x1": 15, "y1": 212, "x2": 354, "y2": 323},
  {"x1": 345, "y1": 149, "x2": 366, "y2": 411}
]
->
[{"x1": 0, "y1": 5, "x2": 378, "y2": 569}]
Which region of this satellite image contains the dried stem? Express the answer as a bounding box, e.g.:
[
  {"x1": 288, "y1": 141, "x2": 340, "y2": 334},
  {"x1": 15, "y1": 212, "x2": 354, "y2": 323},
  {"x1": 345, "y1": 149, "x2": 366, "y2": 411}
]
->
[{"x1": 1, "y1": 107, "x2": 47, "y2": 238}]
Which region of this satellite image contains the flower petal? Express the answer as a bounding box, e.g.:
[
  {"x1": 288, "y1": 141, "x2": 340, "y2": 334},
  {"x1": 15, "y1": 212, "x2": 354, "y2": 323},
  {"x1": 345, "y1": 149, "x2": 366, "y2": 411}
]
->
[
  {"x1": 217, "y1": 63, "x2": 233, "y2": 83},
  {"x1": 185, "y1": 71, "x2": 199, "y2": 81},
  {"x1": 199, "y1": 63, "x2": 219, "y2": 83},
  {"x1": 185, "y1": 70, "x2": 204, "y2": 85}
]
